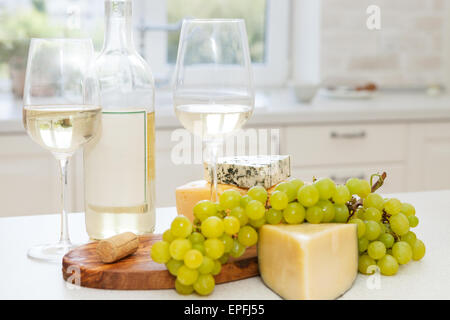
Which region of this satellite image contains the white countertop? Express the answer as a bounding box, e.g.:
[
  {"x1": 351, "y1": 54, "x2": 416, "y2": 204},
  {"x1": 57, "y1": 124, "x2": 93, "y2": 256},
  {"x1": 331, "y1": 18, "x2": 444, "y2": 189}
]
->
[
  {"x1": 2, "y1": 89, "x2": 450, "y2": 133},
  {"x1": 0, "y1": 190, "x2": 449, "y2": 300}
]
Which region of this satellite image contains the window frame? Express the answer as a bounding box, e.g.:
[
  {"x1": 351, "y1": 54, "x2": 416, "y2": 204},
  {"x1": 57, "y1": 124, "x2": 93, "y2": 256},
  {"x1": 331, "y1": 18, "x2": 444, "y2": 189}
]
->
[{"x1": 135, "y1": 0, "x2": 290, "y2": 88}]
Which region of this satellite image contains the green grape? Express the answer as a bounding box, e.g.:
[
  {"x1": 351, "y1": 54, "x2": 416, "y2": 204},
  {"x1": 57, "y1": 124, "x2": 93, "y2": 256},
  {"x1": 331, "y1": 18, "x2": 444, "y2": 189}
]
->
[
  {"x1": 306, "y1": 206, "x2": 323, "y2": 224},
  {"x1": 365, "y1": 220, "x2": 381, "y2": 240},
  {"x1": 151, "y1": 241, "x2": 171, "y2": 264},
  {"x1": 248, "y1": 186, "x2": 268, "y2": 205},
  {"x1": 169, "y1": 239, "x2": 192, "y2": 260},
  {"x1": 358, "y1": 254, "x2": 377, "y2": 275},
  {"x1": 283, "y1": 202, "x2": 306, "y2": 224},
  {"x1": 363, "y1": 193, "x2": 384, "y2": 211},
  {"x1": 175, "y1": 279, "x2": 194, "y2": 295},
  {"x1": 346, "y1": 178, "x2": 361, "y2": 196},
  {"x1": 162, "y1": 229, "x2": 175, "y2": 243},
  {"x1": 356, "y1": 207, "x2": 366, "y2": 220},
  {"x1": 230, "y1": 206, "x2": 248, "y2": 226},
  {"x1": 333, "y1": 185, "x2": 351, "y2": 205},
  {"x1": 270, "y1": 191, "x2": 289, "y2": 210},
  {"x1": 367, "y1": 241, "x2": 386, "y2": 260},
  {"x1": 198, "y1": 256, "x2": 215, "y2": 274},
  {"x1": 230, "y1": 238, "x2": 246, "y2": 258},
  {"x1": 177, "y1": 265, "x2": 199, "y2": 286},
  {"x1": 211, "y1": 260, "x2": 222, "y2": 275},
  {"x1": 289, "y1": 178, "x2": 304, "y2": 196},
  {"x1": 317, "y1": 200, "x2": 335, "y2": 222},
  {"x1": 249, "y1": 216, "x2": 266, "y2": 229},
  {"x1": 215, "y1": 202, "x2": 225, "y2": 213},
  {"x1": 378, "y1": 233, "x2": 395, "y2": 249},
  {"x1": 401, "y1": 202, "x2": 416, "y2": 217},
  {"x1": 358, "y1": 180, "x2": 371, "y2": 198},
  {"x1": 378, "y1": 222, "x2": 388, "y2": 234},
  {"x1": 184, "y1": 249, "x2": 203, "y2": 269},
  {"x1": 297, "y1": 185, "x2": 319, "y2": 207},
  {"x1": 219, "y1": 189, "x2": 241, "y2": 210},
  {"x1": 223, "y1": 216, "x2": 240, "y2": 235},
  {"x1": 314, "y1": 178, "x2": 337, "y2": 200},
  {"x1": 408, "y1": 215, "x2": 419, "y2": 228},
  {"x1": 392, "y1": 241, "x2": 413, "y2": 265},
  {"x1": 275, "y1": 181, "x2": 296, "y2": 202},
  {"x1": 245, "y1": 200, "x2": 265, "y2": 220},
  {"x1": 348, "y1": 218, "x2": 366, "y2": 238},
  {"x1": 171, "y1": 216, "x2": 193, "y2": 239},
  {"x1": 218, "y1": 253, "x2": 230, "y2": 264},
  {"x1": 193, "y1": 274, "x2": 215, "y2": 296},
  {"x1": 220, "y1": 234, "x2": 234, "y2": 253},
  {"x1": 238, "y1": 226, "x2": 258, "y2": 247},
  {"x1": 377, "y1": 254, "x2": 399, "y2": 276},
  {"x1": 333, "y1": 204, "x2": 349, "y2": 223},
  {"x1": 390, "y1": 213, "x2": 409, "y2": 236},
  {"x1": 364, "y1": 207, "x2": 382, "y2": 222},
  {"x1": 193, "y1": 200, "x2": 217, "y2": 222},
  {"x1": 412, "y1": 239, "x2": 426, "y2": 261},
  {"x1": 265, "y1": 208, "x2": 283, "y2": 225},
  {"x1": 204, "y1": 238, "x2": 225, "y2": 260},
  {"x1": 166, "y1": 258, "x2": 184, "y2": 276},
  {"x1": 201, "y1": 216, "x2": 225, "y2": 239},
  {"x1": 240, "y1": 195, "x2": 252, "y2": 208},
  {"x1": 358, "y1": 237, "x2": 369, "y2": 253},
  {"x1": 192, "y1": 243, "x2": 205, "y2": 255},
  {"x1": 189, "y1": 232, "x2": 205, "y2": 244},
  {"x1": 384, "y1": 198, "x2": 402, "y2": 216},
  {"x1": 400, "y1": 231, "x2": 417, "y2": 246}
]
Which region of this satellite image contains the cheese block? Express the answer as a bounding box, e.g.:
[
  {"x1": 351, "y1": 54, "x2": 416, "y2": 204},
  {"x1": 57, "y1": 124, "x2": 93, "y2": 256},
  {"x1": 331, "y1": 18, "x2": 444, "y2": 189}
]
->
[
  {"x1": 175, "y1": 180, "x2": 247, "y2": 221},
  {"x1": 258, "y1": 223, "x2": 358, "y2": 300},
  {"x1": 204, "y1": 155, "x2": 290, "y2": 189}
]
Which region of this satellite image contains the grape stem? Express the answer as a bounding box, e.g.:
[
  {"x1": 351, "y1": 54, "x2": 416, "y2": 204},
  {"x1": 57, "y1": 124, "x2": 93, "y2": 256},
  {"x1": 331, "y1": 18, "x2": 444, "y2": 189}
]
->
[
  {"x1": 346, "y1": 171, "x2": 387, "y2": 222},
  {"x1": 370, "y1": 172, "x2": 387, "y2": 193}
]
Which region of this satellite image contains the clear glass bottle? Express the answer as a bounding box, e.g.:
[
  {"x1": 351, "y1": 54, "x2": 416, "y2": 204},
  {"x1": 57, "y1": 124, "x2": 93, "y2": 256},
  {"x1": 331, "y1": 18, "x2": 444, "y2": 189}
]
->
[{"x1": 84, "y1": 0, "x2": 155, "y2": 239}]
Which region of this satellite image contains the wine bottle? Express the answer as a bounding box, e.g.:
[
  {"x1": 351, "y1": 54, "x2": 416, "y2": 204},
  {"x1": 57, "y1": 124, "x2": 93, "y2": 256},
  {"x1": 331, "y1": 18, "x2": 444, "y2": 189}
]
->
[{"x1": 84, "y1": 0, "x2": 155, "y2": 239}]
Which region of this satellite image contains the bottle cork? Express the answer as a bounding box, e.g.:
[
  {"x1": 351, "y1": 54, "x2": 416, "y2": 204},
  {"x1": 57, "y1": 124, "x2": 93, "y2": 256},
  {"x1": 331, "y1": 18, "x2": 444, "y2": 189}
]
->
[{"x1": 96, "y1": 232, "x2": 139, "y2": 263}]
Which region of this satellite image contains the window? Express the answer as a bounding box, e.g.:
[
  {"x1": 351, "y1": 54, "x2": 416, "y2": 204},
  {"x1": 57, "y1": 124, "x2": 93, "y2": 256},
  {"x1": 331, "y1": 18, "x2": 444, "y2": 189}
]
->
[{"x1": 137, "y1": 0, "x2": 290, "y2": 87}]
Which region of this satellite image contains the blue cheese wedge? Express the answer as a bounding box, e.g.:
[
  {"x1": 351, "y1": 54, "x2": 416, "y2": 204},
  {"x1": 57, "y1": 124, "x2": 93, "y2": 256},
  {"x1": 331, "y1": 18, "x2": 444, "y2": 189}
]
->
[{"x1": 204, "y1": 155, "x2": 290, "y2": 189}]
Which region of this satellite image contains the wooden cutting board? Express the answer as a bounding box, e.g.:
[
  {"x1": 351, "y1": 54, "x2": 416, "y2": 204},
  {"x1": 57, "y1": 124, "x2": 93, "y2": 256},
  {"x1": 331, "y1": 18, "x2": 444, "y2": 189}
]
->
[{"x1": 62, "y1": 234, "x2": 258, "y2": 290}]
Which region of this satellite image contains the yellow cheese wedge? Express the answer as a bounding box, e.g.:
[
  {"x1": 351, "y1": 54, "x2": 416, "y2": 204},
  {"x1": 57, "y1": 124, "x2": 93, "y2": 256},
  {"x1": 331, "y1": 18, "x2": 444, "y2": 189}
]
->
[
  {"x1": 175, "y1": 180, "x2": 247, "y2": 221},
  {"x1": 258, "y1": 223, "x2": 358, "y2": 300}
]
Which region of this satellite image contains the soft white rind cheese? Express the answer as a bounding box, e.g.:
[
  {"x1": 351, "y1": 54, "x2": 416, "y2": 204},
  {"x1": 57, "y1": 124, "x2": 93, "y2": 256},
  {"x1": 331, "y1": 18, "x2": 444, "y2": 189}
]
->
[
  {"x1": 258, "y1": 223, "x2": 358, "y2": 300},
  {"x1": 204, "y1": 155, "x2": 290, "y2": 189}
]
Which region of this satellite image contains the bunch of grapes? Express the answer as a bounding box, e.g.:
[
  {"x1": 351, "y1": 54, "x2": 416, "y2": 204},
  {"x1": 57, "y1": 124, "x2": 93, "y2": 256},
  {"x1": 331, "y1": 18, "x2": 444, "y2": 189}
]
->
[{"x1": 150, "y1": 173, "x2": 426, "y2": 296}]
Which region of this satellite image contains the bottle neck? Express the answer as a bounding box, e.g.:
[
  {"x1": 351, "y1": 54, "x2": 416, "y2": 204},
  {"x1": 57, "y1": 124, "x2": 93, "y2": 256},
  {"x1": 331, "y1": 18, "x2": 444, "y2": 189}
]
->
[{"x1": 102, "y1": 0, "x2": 134, "y2": 51}]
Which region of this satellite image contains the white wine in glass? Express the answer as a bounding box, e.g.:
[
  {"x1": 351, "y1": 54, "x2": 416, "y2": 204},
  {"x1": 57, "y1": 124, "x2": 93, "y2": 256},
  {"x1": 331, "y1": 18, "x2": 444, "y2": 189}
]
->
[
  {"x1": 23, "y1": 39, "x2": 101, "y2": 262},
  {"x1": 173, "y1": 19, "x2": 255, "y2": 200}
]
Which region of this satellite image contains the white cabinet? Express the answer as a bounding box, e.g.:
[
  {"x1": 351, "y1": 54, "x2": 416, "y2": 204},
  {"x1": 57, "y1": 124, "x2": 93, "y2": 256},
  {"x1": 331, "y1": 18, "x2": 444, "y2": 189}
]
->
[
  {"x1": 285, "y1": 124, "x2": 408, "y2": 193},
  {"x1": 284, "y1": 124, "x2": 407, "y2": 166},
  {"x1": 155, "y1": 130, "x2": 203, "y2": 207},
  {"x1": 0, "y1": 133, "x2": 59, "y2": 217},
  {"x1": 0, "y1": 133, "x2": 82, "y2": 217},
  {"x1": 407, "y1": 122, "x2": 450, "y2": 191}
]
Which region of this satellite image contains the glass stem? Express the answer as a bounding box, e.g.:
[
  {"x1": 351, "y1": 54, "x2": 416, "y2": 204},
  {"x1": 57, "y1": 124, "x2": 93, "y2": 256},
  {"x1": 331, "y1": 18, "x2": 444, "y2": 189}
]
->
[
  {"x1": 207, "y1": 142, "x2": 221, "y2": 202},
  {"x1": 58, "y1": 158, "x2": 71, "y2": 245}
]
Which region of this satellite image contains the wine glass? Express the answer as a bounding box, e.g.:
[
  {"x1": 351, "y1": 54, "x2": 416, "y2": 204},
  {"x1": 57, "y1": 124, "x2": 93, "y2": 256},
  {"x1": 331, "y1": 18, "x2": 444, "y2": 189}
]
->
[
  {"x1": 23, "y1": 39, "x2": 101, "y2": 262},
  {"x1": 173, "y1": 19, "x2": 254, "y2": 201}
]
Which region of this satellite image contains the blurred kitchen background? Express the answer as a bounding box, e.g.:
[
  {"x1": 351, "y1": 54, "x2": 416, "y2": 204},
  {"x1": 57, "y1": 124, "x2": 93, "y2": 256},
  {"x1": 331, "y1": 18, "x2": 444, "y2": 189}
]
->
[{"x1": 1, "y1": 0, "x2": 450, "y2": 217}]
